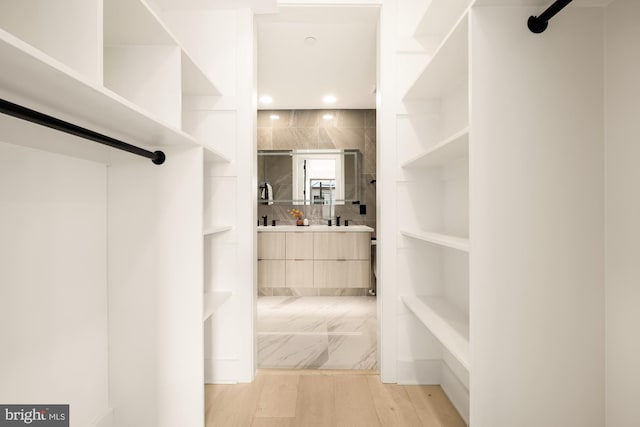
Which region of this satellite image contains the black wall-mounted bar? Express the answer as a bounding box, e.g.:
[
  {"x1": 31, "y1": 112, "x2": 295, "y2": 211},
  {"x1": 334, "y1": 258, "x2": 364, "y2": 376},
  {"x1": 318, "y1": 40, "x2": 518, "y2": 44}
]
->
[
  {"x1": 0, "y1": 98, "x2": 165, "y2": 165},
  {"x1": 528, "y1": 0, "x2": 573, "y2": 33}
]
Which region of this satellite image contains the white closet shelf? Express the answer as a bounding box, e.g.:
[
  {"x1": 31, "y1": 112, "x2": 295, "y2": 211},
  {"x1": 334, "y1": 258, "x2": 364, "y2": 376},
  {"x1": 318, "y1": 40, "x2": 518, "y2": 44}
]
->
[
  {"x1": 402, "y1": 295, "x2": 470, "y2": 371},
  {"x1": 104, "y1": 0, "x2": 220, "y2": 96},
  {"x1": 401, "y1": 230, "x2": 469, "y2": 252},
  {"x1": 413, "y1": 0, "x2": 472, "y2": 44},
  {"x1": 405, "y1": 12, "x2": 468, "y2": 100},
  {"x1": 402, "y1": 127, "x2": 469, "y2": 168},
  {"x1": 203, "y1": 291, "x2": 232, "y2": 321},
  {"x1": 182, "y1": 51, "x2": 219, "y2": 96},
  {"x1": 204, "y1": 145, "x2": 231, "y2": 163},
  {"x1": 203, "y1": 225, "x2": 233, "y2": 236},
  {"x1": 104, "y1": 0, "x2": 174, "y2": 45},
  {"x1": 0, "y1": 29, "x2": 202, "y2": 156}
]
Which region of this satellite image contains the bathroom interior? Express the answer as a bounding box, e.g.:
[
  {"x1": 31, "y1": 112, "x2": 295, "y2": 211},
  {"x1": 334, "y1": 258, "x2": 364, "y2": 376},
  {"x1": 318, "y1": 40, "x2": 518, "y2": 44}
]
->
[{"x1": 255, "y1": 6, "x2": 379, "y2": 370}]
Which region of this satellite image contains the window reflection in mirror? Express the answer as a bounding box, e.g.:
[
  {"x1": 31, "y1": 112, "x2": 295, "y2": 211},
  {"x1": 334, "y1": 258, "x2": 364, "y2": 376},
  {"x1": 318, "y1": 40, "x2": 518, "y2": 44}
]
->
[
  {"x1": 293, "y1": 151, "x2": 343, "y2": 205},
  {"x1": 310, "y1": 179, "x2": 336, "y2": 204},
  {"x1": 258, "y1": 149, "x2": 360, "y2": 205}
]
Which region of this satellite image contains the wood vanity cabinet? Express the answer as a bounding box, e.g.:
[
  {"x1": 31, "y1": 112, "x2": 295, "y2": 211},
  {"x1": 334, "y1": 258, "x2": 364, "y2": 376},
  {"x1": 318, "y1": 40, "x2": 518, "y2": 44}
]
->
[
  {"x1": 258, "y1": 232, "x2": 285, "y2": 259},
  {"x1": 313, "y1": 232, "x2": 370, "y2": 260},
  {"x1": 257, "y1": 230, "x2": 371, "y2": 289},
  {"x1": 313, "y1": 232, "x2": 370, "y2": 288},
  {"x1": 285, "y1": 233, "x2": 314, "y2": 288},
  {"x1": 258, "y1": 232, "x2": 285, "y2": 288}
]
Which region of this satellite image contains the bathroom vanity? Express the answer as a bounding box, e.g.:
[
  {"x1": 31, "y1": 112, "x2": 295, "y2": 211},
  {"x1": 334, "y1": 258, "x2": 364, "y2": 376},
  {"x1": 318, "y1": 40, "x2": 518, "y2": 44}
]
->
[{"x1": 257, "y1": 225, "x2": 374, "y2": 296}]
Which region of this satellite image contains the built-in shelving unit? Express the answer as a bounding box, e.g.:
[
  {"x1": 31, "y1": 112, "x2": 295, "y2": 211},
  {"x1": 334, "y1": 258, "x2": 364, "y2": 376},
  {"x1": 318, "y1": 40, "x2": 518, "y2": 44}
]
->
[
  {"x1": 0, "y1": 0, "x2": 230, "y2": 165},
  {"x1": 204, "y1": 146, "x2": 231, "y2": 163},
  {"x1": 395, "y1": 0, "x2": 472, "y2": 423},
  {"x1": 401, "y1": 127, "x2": 469, "y2": 168},
  {"x1": 0, "y1": 2, "x2": 238, "y2": 425},
  {"x1": 0, "y1": 28, "x2": 198, "y2": 162},
  {"x1": 412, "y1": 0, "x2": 472, "y2": 52},
  {"x1": 405, "y1": 13, "x2": 469, "y2": 100},
  {"x1": 400, "y1": 230, "x2": 469, "y2": 252},
  {"x1": 203, "y1": 225, "x2": 233, "y2": 236},
  {"x1": 182, "y1": 52, "x2": 219, "y2": 96},
  {"x1": 0, "y1": 0, "x2": 103, "y2": 84},
  {"x1": 203, "y1": 290, "x2": 233, "y2": 321},
  {"x1": 401, "y1": 295, "x2": 469, "y2": 370}
]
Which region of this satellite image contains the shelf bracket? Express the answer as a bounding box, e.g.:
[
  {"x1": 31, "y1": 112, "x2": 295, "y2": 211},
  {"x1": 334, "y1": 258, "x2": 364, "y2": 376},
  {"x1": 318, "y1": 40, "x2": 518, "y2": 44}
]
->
[
  {"x1": 0, "y1": 98, "x2": 166, "y2": 165},
  {"x1": 528, "y1": 0, "x2": 573, "y2": 34}
]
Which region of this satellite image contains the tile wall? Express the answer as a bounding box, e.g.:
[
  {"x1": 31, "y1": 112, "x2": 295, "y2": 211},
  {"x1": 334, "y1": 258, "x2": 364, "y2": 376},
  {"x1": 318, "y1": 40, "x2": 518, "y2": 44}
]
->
[
  {"x1": 257, "y1": 109, "x2": 377, "y2": 297},
  {"x1": 257, "y1": 109, "x2": 376, "y2": 234}
]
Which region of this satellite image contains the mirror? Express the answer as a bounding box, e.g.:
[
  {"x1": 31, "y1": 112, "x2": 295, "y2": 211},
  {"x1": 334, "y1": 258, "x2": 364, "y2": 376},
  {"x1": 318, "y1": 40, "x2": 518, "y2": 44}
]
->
[{"x1": 258, "y1": 149, "x2": 360, "y2": 205}]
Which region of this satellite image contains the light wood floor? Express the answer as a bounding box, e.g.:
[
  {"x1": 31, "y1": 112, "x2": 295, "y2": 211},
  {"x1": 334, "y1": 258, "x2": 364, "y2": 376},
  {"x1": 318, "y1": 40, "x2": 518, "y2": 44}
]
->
[{"x1": 205, "y1": 369, "x2": 466, "y2": 427}]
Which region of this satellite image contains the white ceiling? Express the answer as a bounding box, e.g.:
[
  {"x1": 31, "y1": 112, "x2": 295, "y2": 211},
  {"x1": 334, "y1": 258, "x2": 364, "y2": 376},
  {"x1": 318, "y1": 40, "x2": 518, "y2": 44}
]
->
[{"x1": 257, "y1": 6, "x2": 379, "y2": 110}]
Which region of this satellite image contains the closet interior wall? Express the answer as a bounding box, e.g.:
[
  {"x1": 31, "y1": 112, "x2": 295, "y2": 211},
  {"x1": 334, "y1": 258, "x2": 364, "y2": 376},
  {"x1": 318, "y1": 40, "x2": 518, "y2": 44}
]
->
[
  {"x1": 470, "y1": 5, "x2": 604, "y2": 426},
  {"x1": 0, "y1": 142, "x2": 110, "y2": 427},
  {"x1": 604, "y1": 1, "x2": 640, "y2": 426}
]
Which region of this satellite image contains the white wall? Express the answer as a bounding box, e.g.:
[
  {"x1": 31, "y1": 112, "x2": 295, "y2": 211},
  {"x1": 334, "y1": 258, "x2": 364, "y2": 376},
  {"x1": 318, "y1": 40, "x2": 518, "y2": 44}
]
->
[
  {"x1": 108, "y1": 146, "x2": 203, "y2": 427},
  {"x1": 107, "y1": 156, "x2": 160, "y2": 427},
  {"x1": 0, "y1": 142, "x2": 109, "y2": 427},
  {"x1": 154, "y1": 146, "x2": 204, "y2": 427},
  {"x1": 605, "y1": 1, "x2": 640, "y2": 426},
  {"x1": 201, "y1": 8, "x2": 257, "y2": 384},
  {"x1": 378, "y1": 0, "x2": 398, "y2": 383},
  {"x1": 470, "y1": 6, "x2": 604, "y2": 427}
]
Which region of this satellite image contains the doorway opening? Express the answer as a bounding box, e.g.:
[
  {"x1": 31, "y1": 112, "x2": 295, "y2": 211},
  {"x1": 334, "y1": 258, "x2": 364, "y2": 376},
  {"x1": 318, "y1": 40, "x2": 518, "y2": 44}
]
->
[{"x1": 255, "y1": 5, "x2": 379, "y2": 370}]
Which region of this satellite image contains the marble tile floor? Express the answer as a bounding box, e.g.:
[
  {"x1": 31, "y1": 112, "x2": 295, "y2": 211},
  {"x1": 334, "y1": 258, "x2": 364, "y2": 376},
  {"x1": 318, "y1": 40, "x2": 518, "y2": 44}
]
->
[{"x1": 257, "y1": 296, "x2": 377, "y2": 370}]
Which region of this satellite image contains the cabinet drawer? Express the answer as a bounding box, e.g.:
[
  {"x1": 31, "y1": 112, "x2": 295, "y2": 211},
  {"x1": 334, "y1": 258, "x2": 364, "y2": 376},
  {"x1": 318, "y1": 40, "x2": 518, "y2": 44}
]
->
[
  {"x1": 313, "y1": 260, "x2": 369, "y2": 288},
  {"x1": 258, "y1": 232, "x2": 285, "y2": 260},
  {"x1": 285, "y1": 232, "x2": 314, "y2": 260},
  {"x1": 258, "y1": 260, "x2": 285, "y2": 287},
  {"x1": 313, "y1": 232, "x2": 370, "y2": 260},
  {"x1": 285, "y1": 260, "x2": 314, "y2": 288}
]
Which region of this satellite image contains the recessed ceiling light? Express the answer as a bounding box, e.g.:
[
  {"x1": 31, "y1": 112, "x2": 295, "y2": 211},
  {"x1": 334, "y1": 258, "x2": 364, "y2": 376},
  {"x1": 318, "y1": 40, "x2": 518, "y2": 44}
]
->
[
  {"x1": 269, "y1": 114, "x2": 280, "y2": 120},
  {"x1": 259, "y1": 95, "x2": 273, "y2": 104},
  {"x1": 322, "y1": 114, "x2": 334, "y2": 120},
  {"x1": 322, "y1": 95, "x2": 337, "y2": 104},
  {"x1": 304, "y1": 36, "x2": 317, "y2": 45}
]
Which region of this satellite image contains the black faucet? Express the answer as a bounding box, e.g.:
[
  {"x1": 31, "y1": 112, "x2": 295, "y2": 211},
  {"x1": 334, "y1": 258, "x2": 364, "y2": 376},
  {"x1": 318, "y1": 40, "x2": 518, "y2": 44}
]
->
[
  {"x1": 271, "y1": 219, "x2": 278, "y2": 227},
  {"x1": 344, "y1": 219, "x2": 350, "y2": 226},
  {"x1": 336, "y1": 216, "x2": 341, "y2": 226},
  {"x1": 262, "y1": 216, "x2": 267, "y2": 227}
]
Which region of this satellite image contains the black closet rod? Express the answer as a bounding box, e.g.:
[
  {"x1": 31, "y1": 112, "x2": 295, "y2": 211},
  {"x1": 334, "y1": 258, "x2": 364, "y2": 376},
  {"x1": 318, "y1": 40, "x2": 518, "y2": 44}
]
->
[
  {"x1": 0, "y1": 98, "x2": 165, "y2": 165},
  {"x1": 528, "y1": 0, "x2": 573, "y2": 34}
]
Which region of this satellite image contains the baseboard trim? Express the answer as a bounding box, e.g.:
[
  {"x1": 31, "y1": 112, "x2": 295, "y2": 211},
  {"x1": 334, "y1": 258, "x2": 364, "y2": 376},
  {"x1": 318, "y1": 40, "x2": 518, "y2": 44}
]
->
[
  {"x1": 441, "y1": 360, "x2": 470, "y2": 424},
  {"x1": 396, "y1": 358, "x2": 469, "y2": 425},
  {"x1": 396, "y1": 358, "x2": 442, "y2": 384},
  {"x1": 204, "y1": 358, "x2": 239, "y2": 384}
]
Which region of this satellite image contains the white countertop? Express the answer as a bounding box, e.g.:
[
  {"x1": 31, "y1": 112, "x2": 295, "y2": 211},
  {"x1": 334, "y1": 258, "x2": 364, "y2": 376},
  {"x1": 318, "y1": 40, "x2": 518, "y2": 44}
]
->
[{"x1": 257, "y1": 225, "x2": 374, "y2": 233}]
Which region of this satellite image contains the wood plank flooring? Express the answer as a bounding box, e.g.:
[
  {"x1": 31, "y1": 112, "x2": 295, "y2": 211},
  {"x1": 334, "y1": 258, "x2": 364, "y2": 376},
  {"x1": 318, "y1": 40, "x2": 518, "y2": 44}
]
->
[{"x1": 205, "y1": 370, "x2": 466, "y2": 427}]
